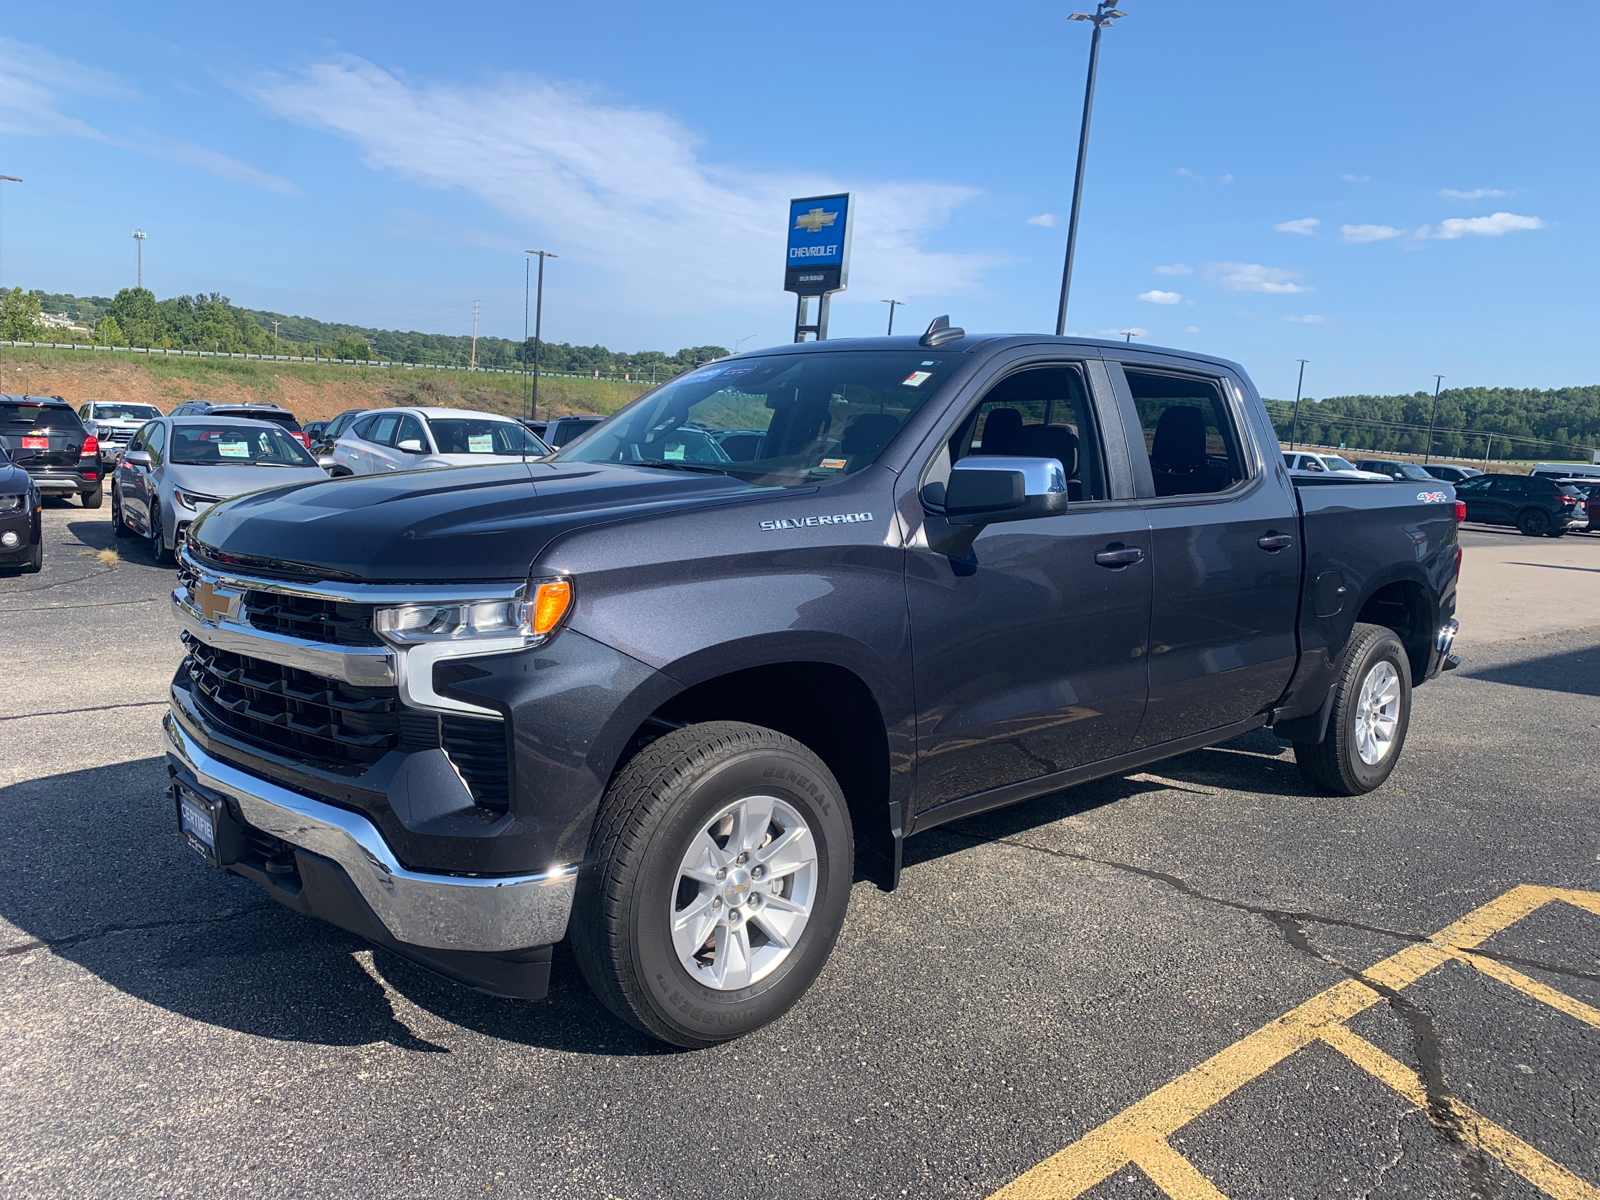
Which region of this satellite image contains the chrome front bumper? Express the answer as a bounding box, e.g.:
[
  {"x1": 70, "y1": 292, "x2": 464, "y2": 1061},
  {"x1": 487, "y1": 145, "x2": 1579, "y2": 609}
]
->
[{"x1": 163, "y1": 711, "x2": 576, "y2": 952}]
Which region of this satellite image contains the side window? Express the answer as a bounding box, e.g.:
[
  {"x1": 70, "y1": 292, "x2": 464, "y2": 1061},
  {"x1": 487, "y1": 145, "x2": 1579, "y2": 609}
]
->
[
  {"x1": 393, "y1": 414, "x2": 426, "y2": 448},
  {"x1": 78, "y1": 405, "x2": 90, "y2": 419},
  {"x1": 369, "y1": 414, "x2": 401, "y2": 445},
  {"x1": 1123, "y1": 368, "x2": 1247, "y2": 498},
  {"x1": 945, "y1": 364, "x2": 1106, "y2": 502},
  {"x1": 145, "y1": 422, "x2": 167, "y2": 466}
]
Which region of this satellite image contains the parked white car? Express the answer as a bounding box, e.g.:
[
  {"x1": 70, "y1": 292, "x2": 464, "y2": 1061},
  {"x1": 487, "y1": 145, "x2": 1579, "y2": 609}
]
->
[
  {"x1": 1282, "y1": 452, "x2": 1390, "y2": 480},
  {"x1": 78, "y1": 401, "x2": 163, "y2": 470},
  {"x1": 329, "y1": 407, "x2": 550, "y2": 476}
]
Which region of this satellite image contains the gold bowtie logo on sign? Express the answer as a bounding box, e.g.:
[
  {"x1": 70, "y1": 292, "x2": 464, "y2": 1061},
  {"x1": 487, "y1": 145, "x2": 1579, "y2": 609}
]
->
[
  {"x1": 792, "y1": 208, "x2": 837, "y2": 233},
  {"x1": 195, "y1": 580, "x2": 239, "y2": 624}
]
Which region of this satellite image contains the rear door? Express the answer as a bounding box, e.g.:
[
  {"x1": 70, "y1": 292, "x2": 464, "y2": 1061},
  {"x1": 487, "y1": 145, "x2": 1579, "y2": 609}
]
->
[
  {"x1": 1105, "y1": 356, "x2": 1301, "y2": 747},
  {"x1": 906, "y1": 352, "x2": 1153, "y2": 814},
  {"x1": 1454, "y1": 475, "x2": 1494, "y2": 523}
]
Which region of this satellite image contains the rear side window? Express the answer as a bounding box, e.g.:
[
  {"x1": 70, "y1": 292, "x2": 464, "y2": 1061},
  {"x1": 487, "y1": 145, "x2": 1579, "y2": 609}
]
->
[
  {"x1": 0, "y1": 402, "x2": 84, "y2": 431},
  {"x1": 357, "y1": 414, "x2": 400, "y2": 444},
  {"x1": 1122, "y1": 369, "x2": 1247, "y2": 497},
  {"x1": 945, "y1": 364, "x2": 1107, "y2": 502}
]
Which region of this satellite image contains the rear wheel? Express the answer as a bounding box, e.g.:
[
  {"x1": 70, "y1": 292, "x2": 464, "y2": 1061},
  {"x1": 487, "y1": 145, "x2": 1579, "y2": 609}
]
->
[
  {"x1": 1517, "y1": 507, "x2": 1549, "y2": 537},
  {"x1": 1294, "y1": 623, "x2": 1412, "y2": 795},
  {"x1": 148, "y1": 499, "x2": 175, "y2": 565},
  {"x1": 570, "y1": 721, "x2": 854, "y2": 1048},
  {"x1": 80, "y1": 486, "x2": 103, "y2": 509}
]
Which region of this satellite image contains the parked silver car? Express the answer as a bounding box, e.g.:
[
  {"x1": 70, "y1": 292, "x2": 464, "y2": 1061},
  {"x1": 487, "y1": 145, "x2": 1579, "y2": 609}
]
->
[
  {"x1": 111, "y1": 417, "x2": 329, "y2": 563},
  {"x1": 329, "y1": 406, "x2": 549, "y2": 476}
]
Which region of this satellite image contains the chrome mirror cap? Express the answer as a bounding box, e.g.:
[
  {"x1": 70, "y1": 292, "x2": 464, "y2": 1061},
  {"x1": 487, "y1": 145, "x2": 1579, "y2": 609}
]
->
[{"x1": 951, "y1": 454, "x2": 1067, "y2": 497}]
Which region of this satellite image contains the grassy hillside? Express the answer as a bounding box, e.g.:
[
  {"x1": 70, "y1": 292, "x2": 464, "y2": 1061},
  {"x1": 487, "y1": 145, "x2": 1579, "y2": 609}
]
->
[{"x1": 0, "y1": 347, "x2": 650, "y2": 423}]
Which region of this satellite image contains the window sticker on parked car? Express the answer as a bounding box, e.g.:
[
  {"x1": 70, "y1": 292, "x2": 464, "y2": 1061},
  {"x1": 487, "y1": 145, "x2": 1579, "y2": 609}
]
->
[
  {"x1": 664, "y1": 445, "x2": 686, "y2": 461},
  {"x1": 468, "y1": 434, "x2": 494, "y2": 453},
  {"x1": 218, "y1": 441, "x2": 250, "y2": 458},
  {"x1": 901, "y1": 371, "x2": 934, "y2": 388}
]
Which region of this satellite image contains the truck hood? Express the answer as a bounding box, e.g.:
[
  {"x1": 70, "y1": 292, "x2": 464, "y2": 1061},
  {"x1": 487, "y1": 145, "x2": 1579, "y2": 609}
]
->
[{"x1": 186, "y1": 460, "x2": 764, "y2": 583}]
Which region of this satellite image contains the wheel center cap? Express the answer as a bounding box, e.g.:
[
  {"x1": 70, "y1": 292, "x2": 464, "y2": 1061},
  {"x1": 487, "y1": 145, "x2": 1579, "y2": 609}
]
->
[{"x1": 723, "y1": 871, "x2": 751, "y2": 908}]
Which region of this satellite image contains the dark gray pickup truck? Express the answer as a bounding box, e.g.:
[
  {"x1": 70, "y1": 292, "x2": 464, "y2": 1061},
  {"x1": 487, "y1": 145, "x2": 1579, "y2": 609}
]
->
[{"x1": 163, "y1": 327, "x2": 1461, "y2": 1046}]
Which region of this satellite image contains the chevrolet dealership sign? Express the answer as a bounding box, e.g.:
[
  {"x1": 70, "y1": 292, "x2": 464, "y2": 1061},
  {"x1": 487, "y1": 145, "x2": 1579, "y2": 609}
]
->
[{"x1": 784, "y1": 193, "x2": 853, "y2": 297}]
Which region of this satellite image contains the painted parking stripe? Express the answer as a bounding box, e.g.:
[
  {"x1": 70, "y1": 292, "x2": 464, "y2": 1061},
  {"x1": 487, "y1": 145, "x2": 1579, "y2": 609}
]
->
[{"x1": 988, "y1": 885, "x2": 1600, "y2": 1200}]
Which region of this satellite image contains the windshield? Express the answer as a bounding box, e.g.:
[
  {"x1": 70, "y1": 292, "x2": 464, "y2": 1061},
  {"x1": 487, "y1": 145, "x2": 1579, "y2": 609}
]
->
[
  {"x1": 558, "y1": 350, "x2": 958, "y2": 485},
  {"x1": 426, "y1": 417, "x2": 548, "y2": 456},
  {"x1": 91, "y1": 404, "x2": 161, "y2": 421},
  {"x1": 169, "y1": 423, "x2": 316, "y2": 467},
  {"x1": 1324, "y1": 456, "x2": 1357, "y2": 472},
  {"x1": 1, "y1": 402, "x2": 82, "y2": 431}
]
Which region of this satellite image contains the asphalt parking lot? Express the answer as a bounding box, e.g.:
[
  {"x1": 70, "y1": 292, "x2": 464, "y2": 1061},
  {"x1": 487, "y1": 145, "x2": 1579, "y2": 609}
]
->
[{"x1": 2, "y1": 501, "x2": 1597, "y2": 1199}]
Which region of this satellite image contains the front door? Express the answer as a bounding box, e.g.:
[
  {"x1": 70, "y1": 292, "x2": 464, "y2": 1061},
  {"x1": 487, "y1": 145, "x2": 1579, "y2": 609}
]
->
[
  {"x1": 1107, "y1": 359, "x2": 1301, "y2": 747},
  {"x1": 907, "y1": 360, "x2": 1152, "y2": 812}
]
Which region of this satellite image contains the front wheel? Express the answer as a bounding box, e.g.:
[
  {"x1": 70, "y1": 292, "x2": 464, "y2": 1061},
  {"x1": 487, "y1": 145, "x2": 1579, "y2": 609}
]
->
[
  {"x1": 21, "y1": 532, "x2": 42, "y2": 574},
  {"x1": 570, "y1": 721, "x2": 854, "y2": 1048},
  {"x1": 1517, "y1": 508, "x2": 1549, "y2": 537},
  {"x1": 1295, "y1": 623, "x2": 1412, "y2": 795}
]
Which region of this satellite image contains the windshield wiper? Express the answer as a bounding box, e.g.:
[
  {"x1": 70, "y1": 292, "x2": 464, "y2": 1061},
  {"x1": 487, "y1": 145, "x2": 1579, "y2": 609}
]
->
[{"x1": 629, "y1": 459, "x2": 733, "y2": 476}]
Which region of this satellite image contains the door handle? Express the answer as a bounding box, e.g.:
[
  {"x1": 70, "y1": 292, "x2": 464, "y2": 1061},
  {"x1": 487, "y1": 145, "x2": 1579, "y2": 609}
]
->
[
  {"x1": 1094, "y1": 546, "x2": 1145, "y2": 568},
  {"x1": 1257, "y1": 533, "x2": 1294, "y2": 551}
]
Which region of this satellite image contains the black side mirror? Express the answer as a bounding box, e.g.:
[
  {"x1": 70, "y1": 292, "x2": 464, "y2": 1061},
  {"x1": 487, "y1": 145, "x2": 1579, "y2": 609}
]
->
[{"x1": 921, "y1": 456, "x2": 1070, "y2": 557}]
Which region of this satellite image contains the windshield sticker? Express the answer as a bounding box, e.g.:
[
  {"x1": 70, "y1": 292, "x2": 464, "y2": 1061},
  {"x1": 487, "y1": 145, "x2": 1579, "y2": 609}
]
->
[
  {"x1": 664, "y1": 445, "x2": 686, "y2": 461},
  {"x1": 720, "y1": 367, "x2": 754, "y2": 378},
  {"x1": 218, "y1": 441, "x2": 249, "y2": 458},
  {"x1": 468, "y1": 434, "x2": 494, "y2": 453},
  {"x1": 760, "y1": 512, "x2": 873, "y2": 531},
  {"x1": 901, "y1": 370, "x2": 934, "y2": 388},
  {"x1": 820, "y1": 458, "x2": 847, "y2": 470}
]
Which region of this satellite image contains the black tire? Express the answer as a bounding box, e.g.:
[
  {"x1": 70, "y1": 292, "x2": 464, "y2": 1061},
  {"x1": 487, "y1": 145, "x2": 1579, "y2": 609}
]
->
[
  {"x1": 149, "y1": 500, "x2": 175, "y2": 565},
  {"x1": 570, "y1": 721, "x2": 854, "y2": 1048},
  {"x1": 1294, "y1": 623, "x2": 1412, "y2": 795},
  {"x1": 111, "y1": 488, "x2": 133, "y2": 538},
  {"x1": 20, "y1": 532, "x2": 42, "y2": 574},
  {"x1": 80, "y1": 486, "x2": 103, "y2": 509},
  {"x1": 1516, "y1": 507, "x2": 1549, "y2": 537}
]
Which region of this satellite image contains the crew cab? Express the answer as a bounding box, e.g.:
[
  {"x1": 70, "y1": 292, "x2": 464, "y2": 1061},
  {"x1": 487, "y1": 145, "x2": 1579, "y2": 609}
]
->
[
  {"x1": 163, "y1": 329, "x2": 1460, "y2": 1048},
  {"x1": 79, "y1": 401, "x2": 163, "y2": 470}
]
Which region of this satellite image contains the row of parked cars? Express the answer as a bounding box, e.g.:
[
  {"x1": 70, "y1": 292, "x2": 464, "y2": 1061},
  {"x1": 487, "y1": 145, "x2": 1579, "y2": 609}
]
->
[{"x1": 0, "y1": 394, "x2": 607, "y2": 570}]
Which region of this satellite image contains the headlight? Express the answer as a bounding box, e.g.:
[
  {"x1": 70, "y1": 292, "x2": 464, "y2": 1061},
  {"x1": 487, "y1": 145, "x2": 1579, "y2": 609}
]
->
[
  {"x1": 173, "y1": 489, "x2": 224, "y2": 511},
  {"x1": 0, "y1": 494, "x2": 23, "y2": 514},
  {"x1": 374, "y1": 579, "x2": 573, "y2": 646}
]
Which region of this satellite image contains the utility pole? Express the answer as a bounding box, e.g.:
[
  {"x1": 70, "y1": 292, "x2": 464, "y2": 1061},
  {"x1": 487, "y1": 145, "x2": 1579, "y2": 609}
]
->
[
  {"x1": 1055, "y1": 1, "x2": 1127, "y2": 336},
  {"x1": 881, "y1": 299, "x2": 905, "y2": 335},
  {"x1": 1289, "y1": 359, "x2": 1309, "y2": 450},
  {"x1": 526, "y1": 251, "x2": 557, "y2": 420},
  {"x1": 133, "y1": 229, "x2": 146, "y2": 288},
  {"x1": 270, "y1": 319, "x2": 282, "y2": 352},
  {"x1": 1120, "y1": 330, "x2": 1139, "y2": 343},
  {"x1": 0, "y1": 175, "x2": 21, "y2": 391},
  {"x1": 1425, "y1": 374, "x2": 1444, "y2": 463},
  {"x1": 469, "y1": 300, "x2": 480, "y2": 370}
]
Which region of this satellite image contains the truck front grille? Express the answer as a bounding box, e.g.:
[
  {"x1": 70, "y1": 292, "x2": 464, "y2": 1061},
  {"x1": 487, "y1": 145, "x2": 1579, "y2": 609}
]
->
[{"x1": 242, "y1": 590, "x2": 381, "y2": 647}]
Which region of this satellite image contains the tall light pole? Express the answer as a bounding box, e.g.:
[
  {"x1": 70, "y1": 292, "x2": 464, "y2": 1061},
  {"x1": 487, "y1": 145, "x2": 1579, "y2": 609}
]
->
[
  {"x1": 525, "y1": 251, "x2": 557, "y2": 420},
  {"x1": 881, "y1": 299, "x2": 905, "y2": 335},
  {"x1": 1055, "y1": 2, "x2": 1126, "y2": 336},
  {"x1": 1425, "y1": 374, "x2": 1444, "y2": 463},
  {"x1": 1119, "y1": 330, "x2": 1139, "y2": 342},
  {"x1": 133, "y1": 229, "x2": 146, "y2": 289},
  {"x1": 270, "y1": 319, "x2": 282, "y2": 353},
  {"x1": 0, "y1": 175, "x2": 21, "y2": 391},
  {"x1": 1289, "y1": 359, "x2": 1309, "y2": 450}
]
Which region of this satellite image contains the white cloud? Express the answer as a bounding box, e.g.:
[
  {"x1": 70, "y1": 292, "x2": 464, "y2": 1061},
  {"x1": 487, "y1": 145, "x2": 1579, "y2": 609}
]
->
[
  {"x1": 1342, "y1": 173, "x2": 1371, "y2": 183},
  {"x1": 1138, "y1": 290, "x2": 1181, "y2": 305},
  {"x1": 1176, "y1": 167, "x2": 1203, "y2": 181},
  {"x1": 1220, "y1": 173, "x2": 1234, "y2": 184},
  {"x1": 1184, "y1": 326, "x2": 1200, "y2": 333},
  {"x1": 1154, "y1": 263, "x2": 1192, "y2": 276},
  {"x1": 1025, "y1": 213, "x2": 1057, "y2": 227},
  {"x1": 1417, "y1": 212, "x2": 1547, "y2": 239},
  {"x1": 1205, "y1": 262, "x2": 1311, "y2": 294},
  {"x1": 1284, "y1": 314, "x2": 1326, "y2": 324},
  {"x1": 1340, "y1": 223, "x2": 1406, "y2": 243},
  {"x1": 1439, "y1": 188, "x2": 1508, "y2": 200},
  {"x1": 249, "y1": 56, "x2": 997, "y2": 310},
  {"x1": 1275, "y1": 218, "x2": 1320, "y2": 236},
  {"x1": 0, "y1": 36, "x2": 298, "y2": 195}
]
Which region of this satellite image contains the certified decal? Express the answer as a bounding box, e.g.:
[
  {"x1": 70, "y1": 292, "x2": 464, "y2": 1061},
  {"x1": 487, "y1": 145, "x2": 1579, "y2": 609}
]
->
[
  {"x1": 1417, "y1": 491, "x2": 1448, "y2": 503},
  {"x1": 760, "y1": 512, "x2": 873, "y2": 531}
]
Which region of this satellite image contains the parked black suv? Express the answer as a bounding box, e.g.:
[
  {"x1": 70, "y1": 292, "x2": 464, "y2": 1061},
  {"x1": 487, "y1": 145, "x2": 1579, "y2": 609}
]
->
[
  {"x1": 168, "y1": 401, "x2": 308, "y2": 447},
  {"x1": 1421, "y1": 463, "x2": 1482, "y2": 484},
  {"x1": 1455, "y1": 472, "x2": 1586, "y2": 536},
  {"x1": 1357, "y1": 459, "x2": 1437, "y2": 483},
  {"x1": 0, "y1": 395, "x2": 104, "y2": 506},
  {"x1": 524, "y1": 414, "x2": 603, "y2": 449}
]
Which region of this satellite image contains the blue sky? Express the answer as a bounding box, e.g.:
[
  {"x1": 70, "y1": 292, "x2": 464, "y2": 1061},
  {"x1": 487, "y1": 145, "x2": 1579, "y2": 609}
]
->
[{"x1": 1, "y1": 1, "x2": 1594, "y2": 400}]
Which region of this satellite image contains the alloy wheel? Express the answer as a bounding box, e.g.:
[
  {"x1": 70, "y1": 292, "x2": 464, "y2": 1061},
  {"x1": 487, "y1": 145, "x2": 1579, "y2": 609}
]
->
[{"x1": 1354, "y1": 660, "x2": 1401, "y2": 765}]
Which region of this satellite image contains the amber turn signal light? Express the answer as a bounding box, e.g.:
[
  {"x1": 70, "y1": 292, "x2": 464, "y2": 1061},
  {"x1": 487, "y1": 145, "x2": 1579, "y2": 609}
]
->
[{"x1": 530, "y1": 579, "x2": 572, "y2": 636}]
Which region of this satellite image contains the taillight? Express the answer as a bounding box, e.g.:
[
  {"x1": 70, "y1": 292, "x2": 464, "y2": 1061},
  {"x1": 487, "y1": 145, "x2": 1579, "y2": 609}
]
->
[
  {"x1": 1454, "y1": 500, "x2": 1465, "y2": 524},
  {"x1": 293, "y1": 432, "x2": 310, "y2": 448},
  {"x1": 81, "y1": 435, "x2": 99, "y2": 457},
  {"x1": 1560, "y1": 494, "x2": 1577, "y2": 505}
]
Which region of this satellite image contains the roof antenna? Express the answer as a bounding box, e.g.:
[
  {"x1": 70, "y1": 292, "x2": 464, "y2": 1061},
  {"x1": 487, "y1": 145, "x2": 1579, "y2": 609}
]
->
[{"x1": 919, "y1": 315, "x2": 965, "y2": 347}]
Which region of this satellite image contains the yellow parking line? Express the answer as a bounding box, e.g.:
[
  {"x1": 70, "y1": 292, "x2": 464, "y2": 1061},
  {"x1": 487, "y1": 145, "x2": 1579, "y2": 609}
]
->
[
  {"x1": 1453, "y1": 950, "x2": 1600, "y2": 1030},
  {"x1": 986, "y1": 885, "x2": 1600, "y2": 1200},
  {"x1": 1321, "y1": 1026, "x2": 1600, "y2": 1200}
]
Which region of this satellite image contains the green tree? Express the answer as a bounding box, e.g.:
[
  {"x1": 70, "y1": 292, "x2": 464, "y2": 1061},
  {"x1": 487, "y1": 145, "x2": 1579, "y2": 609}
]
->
[
  {"x1": 105, "y1": 287, "x2": 167, "y2": 348},
  {"x1": 96, "y1": 314, "x2": 125, "y2": 346},
  {"x1": 0, "y1": 287, "x2": 45, "y2": 340},
  {"x1": 329, "y1": 331, "x2": 371, "y2": 360}
]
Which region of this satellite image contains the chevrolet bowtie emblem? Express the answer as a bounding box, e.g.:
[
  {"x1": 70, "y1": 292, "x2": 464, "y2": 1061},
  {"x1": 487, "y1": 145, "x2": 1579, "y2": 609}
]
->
[
  {"x1": 195, "y1": 580, "x2": 240, "y2": 624},
  {"x1": 793, "y1": 208, "x2": 837, "y2": 234}
]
